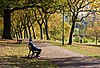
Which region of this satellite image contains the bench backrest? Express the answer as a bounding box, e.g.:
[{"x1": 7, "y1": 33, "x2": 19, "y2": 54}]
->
[
  {"x1": 28, "y1": 45, "x2": 32, "y2": 51},
  {"x1": 28, "y1": 45, "x2": 39, "y2": 53}
]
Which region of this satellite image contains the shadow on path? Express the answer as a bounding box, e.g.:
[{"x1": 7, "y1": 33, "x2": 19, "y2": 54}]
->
[
  {"x1": 51, "y1": 57, "x2": 100, "y2": 68},
  {"x1": 85, "y1": 44, "x2": 100, "y2": 47},
  {"x1": 0, "y1": 56, "x2": 57, "y2": 68}
]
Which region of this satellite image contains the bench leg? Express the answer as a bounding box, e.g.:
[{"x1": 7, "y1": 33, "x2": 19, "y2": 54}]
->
[
  {"x1": 28, "y1": 50, "x2": 36, "y2": 58},
  {"x1": 35, "y1": 49, "x2": 42, "y2": 57},
  {"x1": 30, "y1": 52, "x2": 35, "y2": 58},
  {"x1": 28, "y1": 50, "x2": 31, "y2": 57}
]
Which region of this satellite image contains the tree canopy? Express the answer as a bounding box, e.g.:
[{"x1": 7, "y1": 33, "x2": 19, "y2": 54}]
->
[{"x1": 0, "y1": 0, "x2": 99, "y2": 45}]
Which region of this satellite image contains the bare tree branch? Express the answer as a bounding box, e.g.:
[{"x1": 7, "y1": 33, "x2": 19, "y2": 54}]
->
[
  {"x1": 79, "y1": 12, "x2": 90, "y2": 21},
  {"x1": 69, "y1": 0, "x2": 73, "y2": 4},
  {"x1": 72, "y1": 0, "x2": 76, "y2": 4},
  {"x1": 75, "y1": 0, "x2": 80, "y2": 6},
  {"x1": 67, "y1": 0, "x2": 73, "y2": 13},
  {"x1": 10, "y1": 5, "x2": 43, "y2": 13},
  {"x1": 78, "y1": 0, "x2": 84, "y2": 9}
]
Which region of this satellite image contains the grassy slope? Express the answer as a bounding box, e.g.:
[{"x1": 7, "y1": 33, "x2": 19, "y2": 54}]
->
[{"x1": 49, "y1": 41, "x2": 100, "y2": 58}]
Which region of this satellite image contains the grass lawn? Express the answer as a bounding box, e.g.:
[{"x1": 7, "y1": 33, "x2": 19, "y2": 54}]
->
[
  {"x1": 0, "y1": 42, "x2": 58, "y2": 68},
  {"x1": 49, "y1": 41, "x2": 100, "y2": 59}
]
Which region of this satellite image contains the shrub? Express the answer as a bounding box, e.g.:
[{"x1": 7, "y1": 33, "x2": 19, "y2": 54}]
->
[
  {"x1": 83, "y1": 37, "x2": 88, "y2": 43},
  {"x1": 91, "y1": 38, "x2": 95, "y2": 43},
  {"x1": 98, "y1": 40, "x2": 100, "y2": 42},
  {"x1": 73, "y1": 36, "x2": 79, "y2": 42}
]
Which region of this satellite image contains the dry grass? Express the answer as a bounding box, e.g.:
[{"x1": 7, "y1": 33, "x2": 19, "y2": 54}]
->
[
  {"x1": 49, "y1": 41, "x2": 100, "y2": 58},
  {"x1": 65, "y1": 44, "x2": 100, "y2": 58}
]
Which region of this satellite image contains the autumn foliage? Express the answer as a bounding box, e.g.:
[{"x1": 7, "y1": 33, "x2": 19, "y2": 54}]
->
[{"x1": 86, "y1": 20, "x2": 100, "y2": 44}]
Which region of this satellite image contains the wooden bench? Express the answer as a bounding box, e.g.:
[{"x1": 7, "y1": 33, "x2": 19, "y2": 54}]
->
[{"x1": 27, "y1": 45, "x2": 39, "y2": 58}]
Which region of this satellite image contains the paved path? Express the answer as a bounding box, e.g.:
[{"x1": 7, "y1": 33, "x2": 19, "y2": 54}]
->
[{"x1": 34, "y1": 41, "x2": 100, "y2": 68}]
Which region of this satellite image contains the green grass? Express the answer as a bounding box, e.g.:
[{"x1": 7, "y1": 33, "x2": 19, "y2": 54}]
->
[
  {"x1": 0, "y1": 42, "x2": 58, "y2": 68},
  {"x1": 48, "y1": 41, "x2": 100, "y2": 59}
]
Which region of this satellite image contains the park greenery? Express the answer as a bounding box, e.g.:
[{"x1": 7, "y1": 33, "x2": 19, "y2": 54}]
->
[
  {"x1": 0, "y1": 0, "x2": 100, "y2": 45},
  {"x1": 50, "y1": 41, "x2": 100, "y2": 58},
  {"x1": 0, "y1": 0, "x2": 100, "y2": 67}
]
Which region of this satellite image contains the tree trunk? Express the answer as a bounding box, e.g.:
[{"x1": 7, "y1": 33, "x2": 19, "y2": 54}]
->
[
  {"x1": 28, "y1": 25, "x2": 32, "y2": 38},
  {"x1": 16, "y1": 32, "x2": 18, "y2": 41},
  {"x1": 40, "y1": 24, "x2": 43, "y2": 40},
  {"x1": 37, "y1": 20, "x2": 43, "y2": 40},
  {"x1": 32, "y1": 25, "x2": 36, "y2": 39},
  {"x1": 23, "y1": 20, "x2": 28, "y2": 38},
  {"x1": 44, "y1": 15, "x2": 50, "y2": 40},
  {"x1": 24, "y1": 30, "x2": 26, "y2": 38},
  {"x1": 2, "y1": 8, "x2": 12, "y2": 39},
  {"x1": 18, "y1": 32, "x2": 20, "y2": 38},
  {"x1": 19, "y1": 28, "x2": 23, "y2": 38},
  {"x1": 68, "y1": 20, "x2": 76, "y2": 45},
  {"x1": 24, "y1": 27, "x2": 28, "y2": 38},
  {"x1": 96, "y1": 36, "x2": 98, "y2": 45}
]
